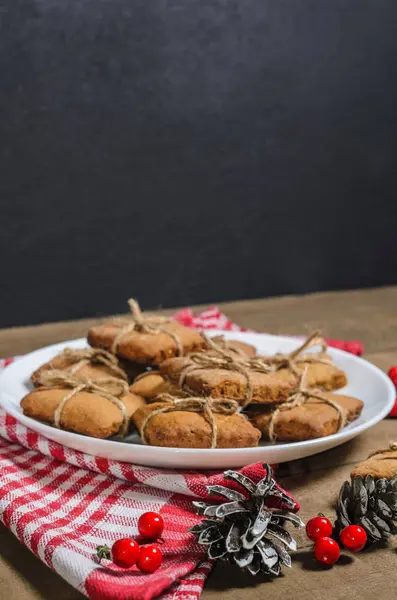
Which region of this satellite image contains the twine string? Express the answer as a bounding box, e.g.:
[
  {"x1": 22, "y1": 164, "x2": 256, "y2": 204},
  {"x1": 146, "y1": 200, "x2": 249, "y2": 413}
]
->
[
  {"x1": 140, "y1": 392, "x2": 240, "y2": 448},
  {"x1": 39, "y1": 371, "x2": 130, "y2": 436},
  {"x1": 110, "y1": 298, "x2": 183, "y2": 356},
  {"x1": 176, "y1": 332, "x2": 333, "y2": 409},
  {"x1": 367, "y1": 441, "x2": 397, "y2": 460},
  {"x1": 261, "y1": 331, "x2": 331, "y2": 378},
  {"x1": 267, "y1": 366, "x2": 346, "y2": 442},
  {"x1": 178, "y1": 336, "x2": 262, "y2": 408},
  {"x1": 61, "y1": 348, "x2": 128, "y2": 381}
]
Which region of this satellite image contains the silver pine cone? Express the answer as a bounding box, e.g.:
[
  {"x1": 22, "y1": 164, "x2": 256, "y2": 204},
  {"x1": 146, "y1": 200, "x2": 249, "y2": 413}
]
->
[
  {"x1": 335, "y1": 474, "x2": 397, "y2": 542},
  {"x1": 189, "y1": 464, "x2": 303, "y2": 576}
]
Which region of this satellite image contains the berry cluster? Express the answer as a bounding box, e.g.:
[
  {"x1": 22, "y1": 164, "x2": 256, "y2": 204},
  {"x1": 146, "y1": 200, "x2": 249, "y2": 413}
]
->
[
  {"x1": 306, "y1": 515, "x2": 367, "y2": 565},
  {"x1": 96, "y1": 511, "x2": 164, "y2": 573}
]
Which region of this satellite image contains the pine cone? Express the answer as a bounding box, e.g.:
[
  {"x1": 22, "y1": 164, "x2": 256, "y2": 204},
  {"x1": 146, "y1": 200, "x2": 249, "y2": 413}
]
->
[
  {"x1": 335, "y1": 474, "x2": 397, "y2": 542},
  {"x1": 189, "y1": 465, "x2": 303, "y2": 576}
]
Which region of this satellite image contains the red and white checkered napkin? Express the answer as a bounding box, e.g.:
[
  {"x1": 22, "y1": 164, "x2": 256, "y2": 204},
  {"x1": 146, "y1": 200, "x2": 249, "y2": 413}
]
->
[
  {"x1": 0, "y1": 307, "x2": 363, "y2": 600},
  {"x1": 0, "y1": 412, "x2": 287, "y2": 600}
]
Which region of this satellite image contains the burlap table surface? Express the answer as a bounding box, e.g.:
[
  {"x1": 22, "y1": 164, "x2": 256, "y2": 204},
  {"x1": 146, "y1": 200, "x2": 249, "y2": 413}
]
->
[{"x1": 1, "y1": 286, "x2": 397, "y2": 600}]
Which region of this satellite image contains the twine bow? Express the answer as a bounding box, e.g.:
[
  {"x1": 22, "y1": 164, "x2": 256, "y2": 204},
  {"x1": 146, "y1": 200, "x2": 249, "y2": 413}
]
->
[
  {"x1": 61, "y1": 348, "x2": 128, "y2": 381},
  {"x1": 39, "y1": 371, "x2": 131, "y2": 437},
  {"x1": 261, "y1": 331, "x2": 331, "y2": 378},
  {"x1": 111, "y1": 298, "x2": 183, "y2": 356},
  {"x1": 179, "y1": 336, "x2": 272, "y2": 408},
  {"x1": 267, "y1": 366, "x2": 347, "y2": 442},
  {"x1": 140, "y1": 392, "x2": 240, "y2": 448}
]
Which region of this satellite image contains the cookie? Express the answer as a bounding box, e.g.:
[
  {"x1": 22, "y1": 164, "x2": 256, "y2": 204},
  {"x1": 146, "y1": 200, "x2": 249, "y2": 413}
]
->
[
  {"x1": 249, "y1": 393, "x2": 363, "y2": 442},
  {"x1": 160, "y1": 356, "x2": 292, "y2": 405},
  {"x1": 130, "y1": 372, "x2": 180, "y2": 399},
  {"x1": 132, "y1": 401, "x2": 261, "y2": 448},
  {"x1": 88, "y1": 320, "x2": 205, "y2": 366},
  {"x1": 209, "y1": 336, "x2": 257, "y2": 357},
  {"x1": 31, "y1": 348, "x2": 138, "y2": 387},
  {"x1": 21, "y1": 379, "x2": 145, "y2": 439},
  {"x1": 270, "y1": 355, "x2": 347, "y2": 391},
  {"x1": 351, "y1": 448, "x2": 397, "y2": 480}
]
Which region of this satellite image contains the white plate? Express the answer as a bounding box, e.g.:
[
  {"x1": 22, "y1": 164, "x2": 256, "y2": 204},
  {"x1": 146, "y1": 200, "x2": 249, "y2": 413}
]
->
[{"x1": 0, "y1": 331, "x2": 394, "y2": 469}]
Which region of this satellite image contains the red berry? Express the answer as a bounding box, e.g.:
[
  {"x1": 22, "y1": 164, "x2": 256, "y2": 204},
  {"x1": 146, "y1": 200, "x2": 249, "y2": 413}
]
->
[
  {"x1": 138, "y1": 512, "x2": 164, "y2": 540},
  {"x1": 313, "y1": 537, "x2": 340, "y2": 565},
  {"x1": 340, "y1": 525, "x2": 367, "y2": 552},
  {"x1": 388, "y1": 366, "x2": 397, "y2": 387},
  {"x1": 111, "y1": 538, "x2": 140, "y2": 568},
  {"x1": 137, "y1": 544, "x2": 163, "y2": 573},
  {"x1": 306, "y1": 516, "x2": 333, "y2": 541}
]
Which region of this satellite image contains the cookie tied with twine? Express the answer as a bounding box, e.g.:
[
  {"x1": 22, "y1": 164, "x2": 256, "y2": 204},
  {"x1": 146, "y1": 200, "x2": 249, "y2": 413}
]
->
[
  {"x1": 266, "y1": 366, "x2": 347, "y2": 442},
  {"x1": 261, "y1": 331, "x2": 332, "y2": 378},
  {"x1": 168, "y1": 331, "x2": 343, "y2": 408},
  {"x1": 177, "y1": 335, "x2": 273, "y2": 408},
  {"x1": 140, "y1": 393, "x2": 241, "y2": 448},
  {"x1": 132, "y1": 392, "x2": 261, "y2": 449},
  {"x1": 111, "y1": 298, "x2": 184, "y2": 357},
  {"x1": 351, "y1": 442, "x2": 397, "y2": 480},
  {"x1": 31, "y1": 347, "x2": 129, "y2": 388},
  {"x1": 37, "y1": 370, "x2": 131, "y2": 436},
  {"x1": 61, "y1": 348, "x2": 128, "y2": 380}
]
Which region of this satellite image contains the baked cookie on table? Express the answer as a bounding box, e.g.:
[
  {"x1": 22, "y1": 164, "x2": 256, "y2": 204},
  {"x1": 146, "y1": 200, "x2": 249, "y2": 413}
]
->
[
  {"x1": 351, "y1": 445, "x2": 397, "y2": 479},
  {"x1": 132, "y1": 401, "x2": 261, "y2": 449},
  {"x1": 30, "y1": 348, "x2": 141, "y2": 387},
  {"x1": 249, "y1": 392, "x2": 363, "y2": 442},
  {"x1": 22, "y1": 372, "x2": 145, "y2": 439}
]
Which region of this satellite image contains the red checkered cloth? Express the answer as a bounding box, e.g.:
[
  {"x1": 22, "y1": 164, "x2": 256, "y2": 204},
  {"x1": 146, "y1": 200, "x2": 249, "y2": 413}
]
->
[{"x1": 0, "y1": 307, "x2": 363, "y2": 599}]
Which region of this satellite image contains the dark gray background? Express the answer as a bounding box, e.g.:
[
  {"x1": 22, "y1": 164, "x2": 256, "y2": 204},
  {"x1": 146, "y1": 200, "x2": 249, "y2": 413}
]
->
[{"x1": 1, "y1": 0, "x2": 397, "y2": 328}]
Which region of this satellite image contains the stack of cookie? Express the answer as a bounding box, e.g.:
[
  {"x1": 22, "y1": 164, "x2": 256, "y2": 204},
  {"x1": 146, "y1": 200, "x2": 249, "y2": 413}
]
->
[
  {"x1": 155, "y1": 338, "x2": 363, "y2": 444},
  {"x1": 21, "y1": 298, "x2": 364, "y2": 449}
]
